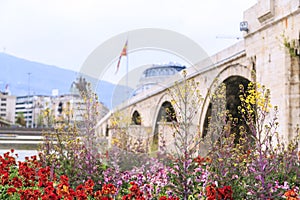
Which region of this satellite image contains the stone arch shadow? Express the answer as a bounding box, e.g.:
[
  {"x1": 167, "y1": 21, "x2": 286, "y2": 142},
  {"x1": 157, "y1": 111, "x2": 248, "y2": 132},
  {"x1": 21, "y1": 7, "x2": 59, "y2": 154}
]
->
[
  {"x1": 150, "y1": 93, "x2": 178, "y2": 151},
  {"x1": 199, "y1": 64, "x2": 254, "y2": 138},
  {"x1": 130, "y1": 109, "x2": 142, "y2": 125}
]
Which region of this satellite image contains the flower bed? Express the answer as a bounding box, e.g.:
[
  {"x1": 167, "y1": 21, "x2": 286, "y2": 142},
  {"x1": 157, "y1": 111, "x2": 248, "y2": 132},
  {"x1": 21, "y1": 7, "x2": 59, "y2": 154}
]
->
[
  {"x1": 4, "y1": 82, "x2": 298, "y2": 199},
  {"x1": 0, "y1": 149, "x2": 299, "y2": 199}
]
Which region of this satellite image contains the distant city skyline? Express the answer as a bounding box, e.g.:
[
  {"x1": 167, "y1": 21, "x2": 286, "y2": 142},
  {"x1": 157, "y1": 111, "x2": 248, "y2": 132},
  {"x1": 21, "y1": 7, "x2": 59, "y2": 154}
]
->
[{"x1": 0, "y1": 0, "x2": 256, "y2": 73}]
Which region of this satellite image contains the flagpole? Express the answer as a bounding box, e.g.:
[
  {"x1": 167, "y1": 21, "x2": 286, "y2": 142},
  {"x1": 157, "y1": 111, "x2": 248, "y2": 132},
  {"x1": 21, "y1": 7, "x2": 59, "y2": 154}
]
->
[
  {"x1": 126, "y1": 36, "x2": 129, "y2": 99},
  {"x1": 115, "y1": 38, "x2": 129, "y2": 101}
]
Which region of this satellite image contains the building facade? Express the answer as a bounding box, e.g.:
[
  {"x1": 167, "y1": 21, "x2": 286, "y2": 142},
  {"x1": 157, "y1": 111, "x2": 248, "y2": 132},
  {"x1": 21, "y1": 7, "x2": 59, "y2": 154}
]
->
[
  {"x1": 15, "y1": 95, "x2": 49, "y2": 128},
  {"x1": 0, "y1": 92, "x2": 16, "y2": 124}
]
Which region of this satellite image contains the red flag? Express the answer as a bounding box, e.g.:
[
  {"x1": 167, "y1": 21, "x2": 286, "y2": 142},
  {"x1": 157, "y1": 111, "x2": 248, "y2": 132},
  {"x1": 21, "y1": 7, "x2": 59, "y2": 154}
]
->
[{"x1": 116, "y1": 40, "x2": 128, "y2": 74}]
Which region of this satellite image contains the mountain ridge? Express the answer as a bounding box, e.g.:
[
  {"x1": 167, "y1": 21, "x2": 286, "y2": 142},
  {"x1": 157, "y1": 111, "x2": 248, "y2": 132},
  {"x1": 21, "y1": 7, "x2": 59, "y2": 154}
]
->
[{"x1": 0, "y1": 53, "x2": 132, "y2": 109}]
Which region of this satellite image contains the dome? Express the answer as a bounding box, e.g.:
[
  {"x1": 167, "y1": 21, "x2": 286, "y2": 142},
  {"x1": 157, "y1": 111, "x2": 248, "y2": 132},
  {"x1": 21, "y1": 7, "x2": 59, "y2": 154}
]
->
[{"x1": 132, "y1": 62, "x2": 185, "y2": 96}]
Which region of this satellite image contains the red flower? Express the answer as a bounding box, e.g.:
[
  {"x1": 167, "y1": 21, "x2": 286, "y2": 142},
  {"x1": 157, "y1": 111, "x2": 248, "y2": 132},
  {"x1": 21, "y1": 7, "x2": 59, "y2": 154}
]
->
[
  {"x1": 10, "y1": 177, "x2": 23, "y2": 188},
  {"x1": 129, "y1": 182, "x2": 140, "y2": 194},
  {"x1": 7, "y1": 187, "x2": 17, "y2": 195},
  {"x1": 60, "y1": 175, "x2": 69, "y2": 185},
  {"x1": 19, "y1": 189, "x2": 41, "y2": 200},
  {"x1": 206, "y1": 184, "x2": 233, "y2": 200},
  {"x1": 38, "y1": 166, "x2": 51, "y2": 187},
  {"x1": 42, "y1": 193, "x2": 59, "y2": 200},
  {"x1": 159, "y1": 196, "x2": 168, "y2": 200},
  {"x1": 76, "y1": 184, "x2": 85, "y2": 191},
  {"x1": 100, "y1": 197, "x2": 113, "y2": 200},
  {"x1": 84, "y1": 179, "x2": 95, "y2": 195},
  {"x1": 193, "y1": 155, "x2": 206, "y2": 165},
  {"x1": 284, "y1": 188, "x2": 299, "y2": 200},
  {"x1": 57, "y1": 184, "x2": 70, "y2": 197},
  {"x1": 217, "y1": 185, "x2": 233, "y2": 200},
  {"x1": 122, "y1": 194, "x2": 133, "y2": 200},
  {"x1": 1, "y1": 172, "x2": 9, "y2": 185},
  {"x1": 76, "y1": 184, "x2": 87, "y2": 200},
  {"x1": 206, "y1": 184, "x2": 217, "y2": 200},
  {"x1": 41, "y1": 184, "x2": 59, "y2": 200},
  {"x1": 94, "y1": 190, "x2": 103, "y2": 199},
  {"x1": 123, "y1": 182, "x2": 145, "y2": 200},
  {"x1": 18, "y1": 161, "x2": 36, "y2": 187},
  {"x1": 43, "y1": 183, "x2": 56, "y2": 198},
  {"x1": 102, "y1": 183, "x2": 117, "y2": 195}
]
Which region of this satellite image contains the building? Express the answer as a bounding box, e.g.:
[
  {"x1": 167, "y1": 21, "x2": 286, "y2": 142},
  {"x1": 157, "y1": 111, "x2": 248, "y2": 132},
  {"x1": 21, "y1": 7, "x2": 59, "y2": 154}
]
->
[
  {"x1": 15, "y1": 95, "x2": 51, "y2": 128},
  {"x1": 51, "y1": 93, "x2": 85, "y2": 124},
  {"x1": 32, "y1": 95, "x2": 52, "y2": 128},
  {"x1": 0, "y1": 92, "x2": 16, "y2": 124},
  {"x1": 14, "y1": 77, "x2": 109, "y2": 128},
  {"x1": 132, "y1": 63, "x2": 186, "y2": 96}
]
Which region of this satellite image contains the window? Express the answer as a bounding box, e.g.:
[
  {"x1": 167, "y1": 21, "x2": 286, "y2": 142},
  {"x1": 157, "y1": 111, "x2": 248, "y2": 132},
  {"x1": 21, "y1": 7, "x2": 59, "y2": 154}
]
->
[
  {"x1": 150, "y1": 69, "x2": 155, "y2": 76},
  {"x1": 159, "y1": 68, "x2": 164, "y2": 75},
  {"x1": 1, "y1": 98, "x2": 6, "y2": 101},
  {"x1": 1, "y1": 103, "x2": 6, "y2": 106},
  {"x1": 145, "y1": 69, "x2": 150, "y2": 77},
  {"x1": 17, "y1": 107, "x2": 26, "y2": 110}
]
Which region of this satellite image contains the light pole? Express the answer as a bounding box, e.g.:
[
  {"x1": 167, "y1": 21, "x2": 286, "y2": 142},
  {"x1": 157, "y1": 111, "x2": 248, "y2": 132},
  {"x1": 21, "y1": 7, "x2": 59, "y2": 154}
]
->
[{"x1": 26, "y1": 72, "x2": 31, "y2": 128}]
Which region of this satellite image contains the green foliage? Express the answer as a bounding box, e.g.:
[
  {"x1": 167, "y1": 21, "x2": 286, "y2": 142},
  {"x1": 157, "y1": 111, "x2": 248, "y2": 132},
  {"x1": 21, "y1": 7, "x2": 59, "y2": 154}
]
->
[
  {"x1": 36, "y1": 114, "x2": 44, "y2": 128},
  {"x1": 15, "y1": 113, "x2": 26, "y2": 127},
  {"x1": 282, "y1": 33, "x2": 299, "y2": 58}
]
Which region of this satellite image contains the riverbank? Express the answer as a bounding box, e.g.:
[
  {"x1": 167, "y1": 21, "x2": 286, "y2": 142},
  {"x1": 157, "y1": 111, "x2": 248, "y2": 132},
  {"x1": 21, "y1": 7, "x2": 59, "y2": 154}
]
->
[{"x1": 0, "y1": 149, "x2": 38, "y2": 161}]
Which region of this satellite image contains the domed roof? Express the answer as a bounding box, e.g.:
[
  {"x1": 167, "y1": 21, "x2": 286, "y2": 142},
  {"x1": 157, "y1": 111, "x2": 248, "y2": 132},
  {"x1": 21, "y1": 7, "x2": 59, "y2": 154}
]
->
[
  {"x1": 141, "y1": 62, "x2": 185, "y2": 79},
  {"x1": 132, "y1": 62, "x2": 185, "y2": 96}
]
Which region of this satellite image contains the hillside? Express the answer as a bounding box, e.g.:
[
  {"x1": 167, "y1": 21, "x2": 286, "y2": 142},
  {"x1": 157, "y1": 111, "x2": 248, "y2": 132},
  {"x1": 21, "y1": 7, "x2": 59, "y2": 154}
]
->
[{"x1": 0, "y1": 53, "x2": 132, "y2": 109}]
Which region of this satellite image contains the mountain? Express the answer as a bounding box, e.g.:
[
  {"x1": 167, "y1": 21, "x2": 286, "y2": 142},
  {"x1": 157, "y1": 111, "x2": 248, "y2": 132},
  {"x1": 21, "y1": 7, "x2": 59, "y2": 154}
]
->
[
  {"x1": 0, "y1": 53, "x2": 132, "y2": 109},
  {"x1": 0, "y1": 53, "x2": 77, "y2": 96}
]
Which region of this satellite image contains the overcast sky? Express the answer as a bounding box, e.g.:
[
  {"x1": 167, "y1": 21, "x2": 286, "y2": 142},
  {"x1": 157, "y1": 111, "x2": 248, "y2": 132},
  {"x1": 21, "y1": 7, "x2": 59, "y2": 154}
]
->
[{"x1": 0, "y1": 0, "x2": 257, "y2": 72}]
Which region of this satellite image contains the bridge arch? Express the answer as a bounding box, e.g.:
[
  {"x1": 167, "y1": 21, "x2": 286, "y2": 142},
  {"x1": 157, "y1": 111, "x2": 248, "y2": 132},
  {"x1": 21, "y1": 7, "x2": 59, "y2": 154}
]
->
[
  {"x1": 150, "y1": 94, "x2": 178, "y2": 151},
  {"x1": 199, "y1": 64, "x2": 253, "y2": 138},
  {"x1": 156, "y1": 101, "x2": 177, "y2": 123},
  {"x1": 151, "y1": 94, "x2": 175, "y2": 133},
  {"x1": 131, "y1": 110, "x2": 142, "y2": 125}
]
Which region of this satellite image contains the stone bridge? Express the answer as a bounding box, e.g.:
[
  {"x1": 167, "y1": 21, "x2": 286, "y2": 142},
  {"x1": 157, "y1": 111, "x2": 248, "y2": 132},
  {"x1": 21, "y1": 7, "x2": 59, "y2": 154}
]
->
[{"x1": 96, "y1": 0, "x2": 300, "y2": 153}]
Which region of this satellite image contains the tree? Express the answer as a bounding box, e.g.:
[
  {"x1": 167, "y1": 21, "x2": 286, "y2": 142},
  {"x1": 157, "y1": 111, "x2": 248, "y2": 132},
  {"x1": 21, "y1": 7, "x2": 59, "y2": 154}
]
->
[{"x1": 16, "y1": 113, "x2": 26, "y2": 127}]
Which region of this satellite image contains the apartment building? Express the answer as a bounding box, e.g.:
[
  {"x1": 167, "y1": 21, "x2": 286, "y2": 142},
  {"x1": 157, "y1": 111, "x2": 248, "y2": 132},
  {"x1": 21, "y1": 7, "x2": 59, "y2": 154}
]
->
[
  {"x1": 15, "y1": 95, "x2": 34, "y2": 127},
  {"x1": 0, "y1": 92, "x2": 16, "y2": 124}
]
